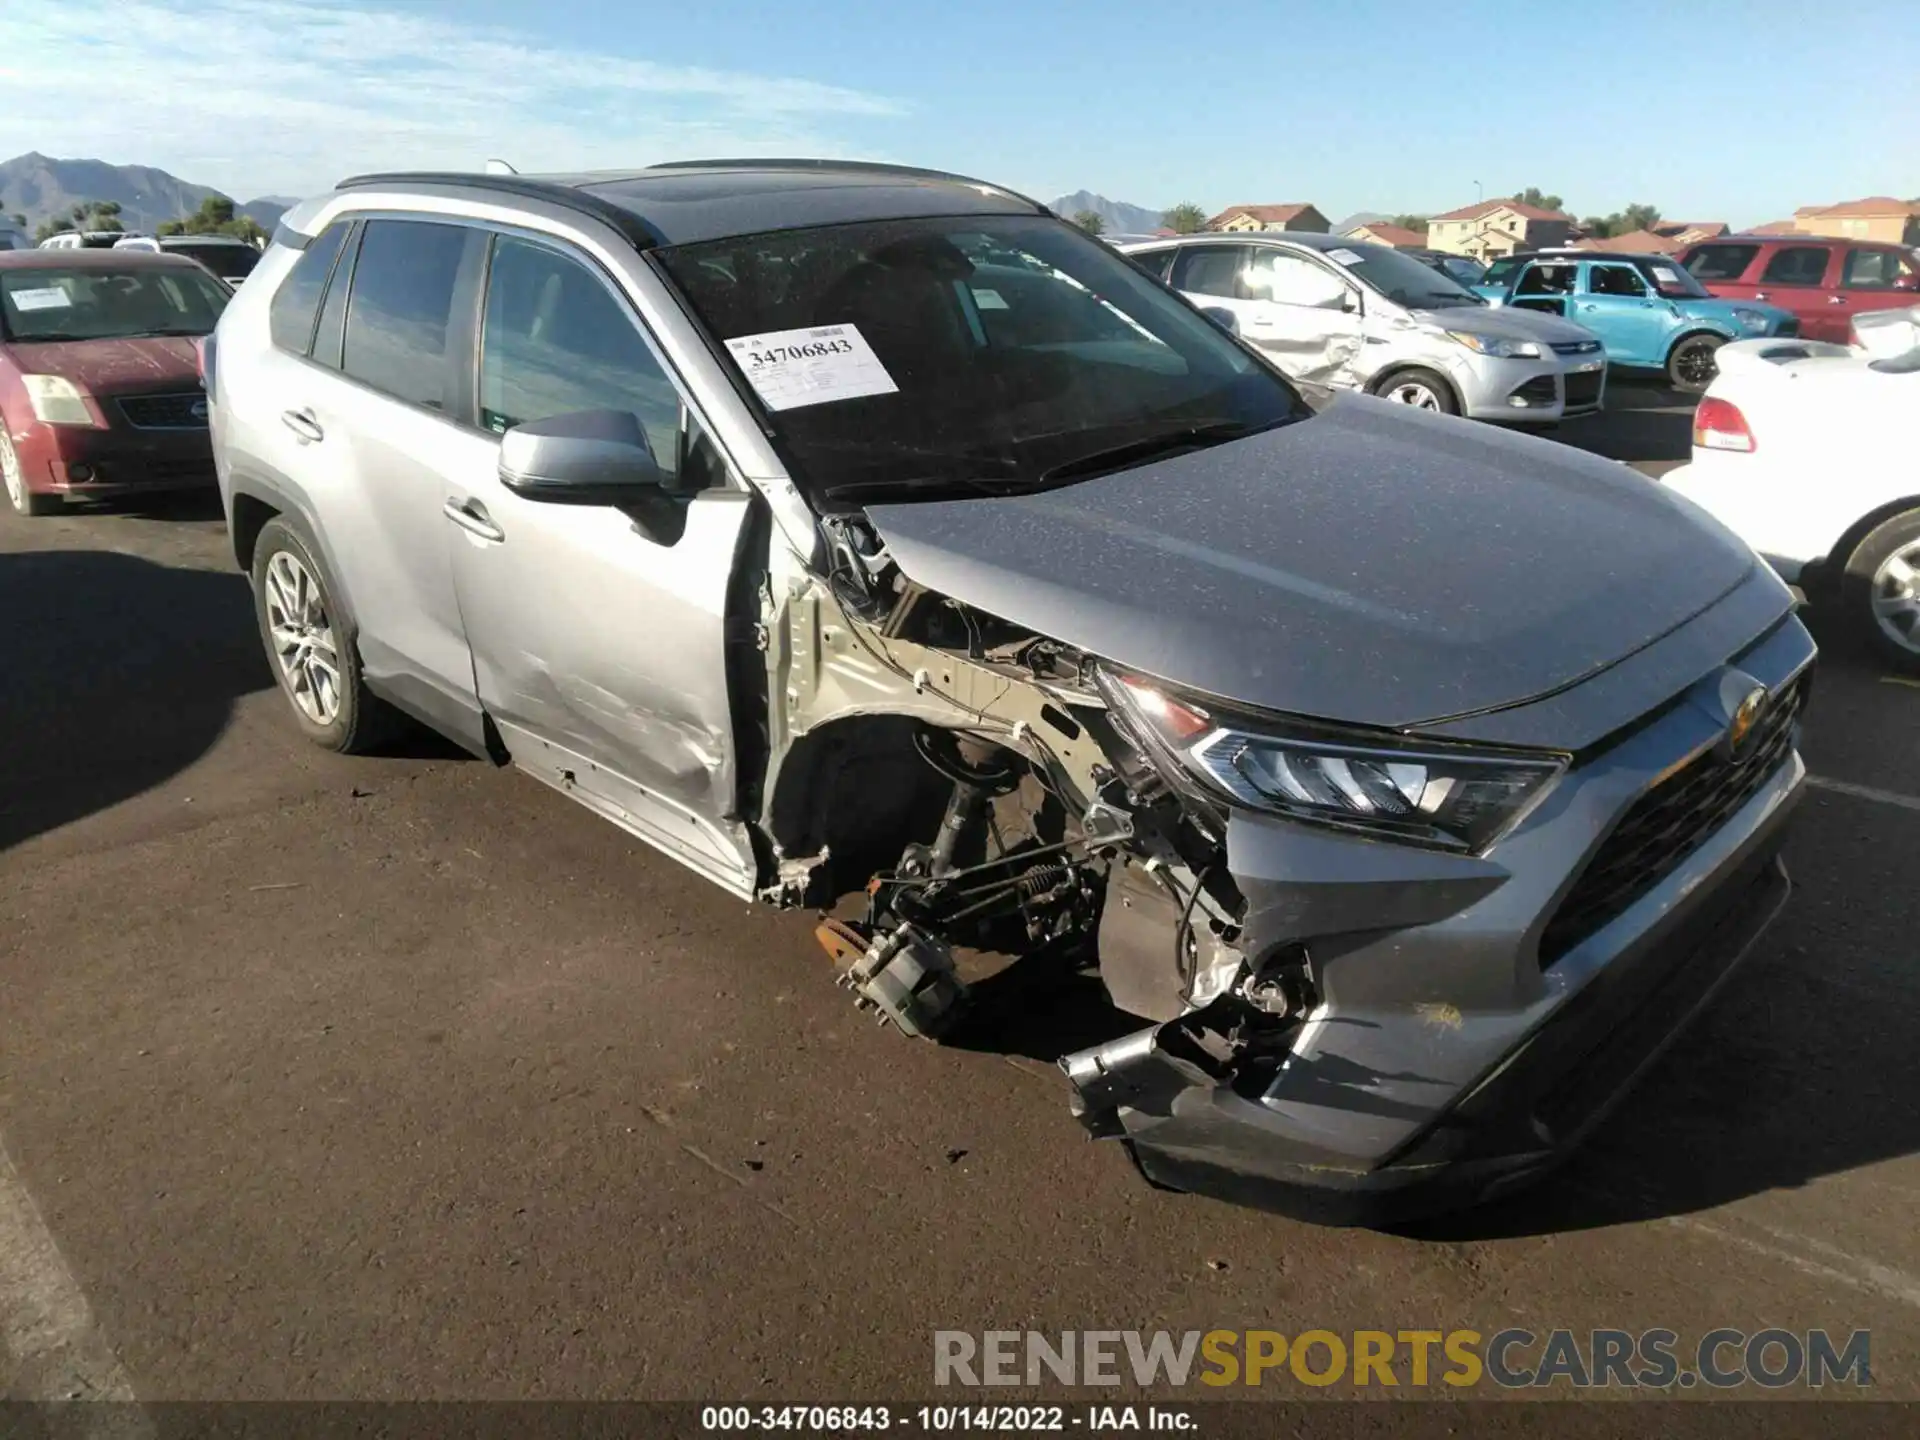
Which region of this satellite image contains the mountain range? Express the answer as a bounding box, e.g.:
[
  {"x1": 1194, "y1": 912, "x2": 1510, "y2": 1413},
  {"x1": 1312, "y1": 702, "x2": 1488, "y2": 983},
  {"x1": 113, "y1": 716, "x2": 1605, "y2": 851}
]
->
[
  {"x1": 1047, "y1": 191, "x2": 1166, "y2": 234},
  {"x1": 0, "y1": 153, "x2": 295, "y2": 235}
]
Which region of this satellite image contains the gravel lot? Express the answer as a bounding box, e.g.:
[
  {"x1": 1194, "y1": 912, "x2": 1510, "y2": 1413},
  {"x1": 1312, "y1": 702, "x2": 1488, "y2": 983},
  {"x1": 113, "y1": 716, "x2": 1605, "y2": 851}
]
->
[{"x1": 4, "y1": 384, "x2": 1918, "y2": 1407}]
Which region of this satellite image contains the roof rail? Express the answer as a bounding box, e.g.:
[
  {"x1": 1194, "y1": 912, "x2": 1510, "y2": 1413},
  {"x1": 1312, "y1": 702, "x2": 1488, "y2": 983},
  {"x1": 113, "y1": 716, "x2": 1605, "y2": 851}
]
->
[
  {"x1": 331, "y1": 171, "x2": 666, "y2": 248},
  {"x1": 643, "y1": 157, "x2": 1051, "y2": 214}
]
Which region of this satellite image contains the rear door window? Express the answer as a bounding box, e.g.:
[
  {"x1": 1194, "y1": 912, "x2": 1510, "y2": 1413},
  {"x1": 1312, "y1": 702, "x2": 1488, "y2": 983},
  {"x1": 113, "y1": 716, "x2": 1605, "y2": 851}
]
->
[
  {"x1": 1758, "y1": 246, "x2": 1832, "y2": 286},
  {"x1": 340, "y1": 219, "x2": 472, "y2": 412},
  {"x1": 1684, "y1": 243, "x2": 1759, "y2": 281},
  {"x1": 1171, "y1": 246, "x2": 1251, "y2": 300},
  {"x1": 268, "y1": 221, "x2": 349, "y2": 355}
]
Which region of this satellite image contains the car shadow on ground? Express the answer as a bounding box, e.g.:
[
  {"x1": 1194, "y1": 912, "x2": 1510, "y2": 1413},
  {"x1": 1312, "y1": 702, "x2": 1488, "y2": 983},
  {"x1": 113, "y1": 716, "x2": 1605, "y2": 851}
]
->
[{"x1": 0, "y1": 548, "x2": 465, "y2": 855}]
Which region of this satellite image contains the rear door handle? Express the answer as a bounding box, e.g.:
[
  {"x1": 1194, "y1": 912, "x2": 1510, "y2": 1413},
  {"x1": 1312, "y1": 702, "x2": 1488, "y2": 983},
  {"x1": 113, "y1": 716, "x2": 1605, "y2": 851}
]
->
[
  {"x1": 1827, "y1": 295, "x2": 1849, "y2": 304},
  {"x1": 280, "y1": 408, "x2": 323, "y2": 444},
  {"x1": 442, "y1": 496, "x2": 505, "y2": 543},
  {"x1": 1753, "y1": 291, "x2": 1769, "y2": 301}
]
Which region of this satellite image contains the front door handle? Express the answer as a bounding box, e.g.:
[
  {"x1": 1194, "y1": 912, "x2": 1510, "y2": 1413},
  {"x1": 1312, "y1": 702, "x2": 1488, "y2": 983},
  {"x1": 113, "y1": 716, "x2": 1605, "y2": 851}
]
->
[
  {"x1": 1578, "y1": 301, "x2": 1599, "y2": 310},
  {"x1": 1828, "y1": 295, "x2": 1849, "y2": 305},
  {"x1": 1753, "y1": 291, "x2": 1769, "y2": 301},
  {"x1": 442, "y1": 497, "x2": 505, "y2": 543},
  {"x1": 280, "y1": 408, "x2": 323, "y2": 444}
]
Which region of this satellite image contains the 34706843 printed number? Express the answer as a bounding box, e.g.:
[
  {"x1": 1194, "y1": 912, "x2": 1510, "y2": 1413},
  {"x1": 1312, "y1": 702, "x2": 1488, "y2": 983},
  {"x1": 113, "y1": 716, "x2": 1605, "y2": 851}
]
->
[{"x1": 744, "y1": 338, "x2": 855, "y2": 368}]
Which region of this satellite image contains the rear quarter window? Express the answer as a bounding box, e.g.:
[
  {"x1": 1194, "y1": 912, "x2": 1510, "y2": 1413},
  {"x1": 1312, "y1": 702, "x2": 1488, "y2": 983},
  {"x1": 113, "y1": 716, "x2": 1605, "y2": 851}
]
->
[
  {"x1": 1684, "y1": 243, "x2": 1759, "y2": 281},
  {"x1": 269, "y1": 222, "x2": 350, "y2": 355}
]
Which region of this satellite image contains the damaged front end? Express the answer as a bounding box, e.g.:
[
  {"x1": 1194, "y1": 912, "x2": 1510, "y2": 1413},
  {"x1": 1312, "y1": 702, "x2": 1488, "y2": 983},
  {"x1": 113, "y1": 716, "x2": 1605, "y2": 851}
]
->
[{"x1": 749, "y1": 507, "x2": 1806, "y2": 1226}]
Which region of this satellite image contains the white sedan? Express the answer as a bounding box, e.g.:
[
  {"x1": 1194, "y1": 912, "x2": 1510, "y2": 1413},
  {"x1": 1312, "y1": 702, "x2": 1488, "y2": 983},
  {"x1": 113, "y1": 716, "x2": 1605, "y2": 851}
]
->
[{"x1": 1664, "y1": 305, "x2": 1920, "y2": 672}]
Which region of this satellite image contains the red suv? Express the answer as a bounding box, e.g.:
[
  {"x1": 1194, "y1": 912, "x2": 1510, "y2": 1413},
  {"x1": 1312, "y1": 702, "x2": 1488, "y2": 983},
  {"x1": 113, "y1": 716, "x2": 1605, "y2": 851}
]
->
[{"x1": 1678, "y1": 234, "x2": 1919, "y2": 343}]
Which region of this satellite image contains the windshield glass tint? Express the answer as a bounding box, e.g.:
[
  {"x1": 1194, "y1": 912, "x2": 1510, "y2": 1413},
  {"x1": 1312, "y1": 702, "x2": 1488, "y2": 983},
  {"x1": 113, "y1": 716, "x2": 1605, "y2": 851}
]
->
[
  {"x1": 172, "y1": 243, "x2": 259, "y2": 279},
  {"x1": 655, "y1": 215, "x2": 1305, "y2": 504},
  {"x1": 0, "y1": 265, "x2": 231, "y2": 341},
  {"x1": 1320, "y1": 243, "x2": 1481, "y2": 307}
]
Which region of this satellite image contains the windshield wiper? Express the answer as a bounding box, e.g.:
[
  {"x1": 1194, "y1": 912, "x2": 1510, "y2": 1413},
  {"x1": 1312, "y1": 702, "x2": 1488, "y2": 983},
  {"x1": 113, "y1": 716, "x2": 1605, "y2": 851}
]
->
[{"x1": 1038, "y1": 418, "x2": 1272, "y2": 484}]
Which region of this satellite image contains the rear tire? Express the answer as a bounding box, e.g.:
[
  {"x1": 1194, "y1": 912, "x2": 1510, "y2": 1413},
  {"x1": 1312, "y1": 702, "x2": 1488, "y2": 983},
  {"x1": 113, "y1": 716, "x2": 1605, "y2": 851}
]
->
[
  {"x1": 1666, "y1": 333, "x2": 1724, "y2": 394},
  {"x1": 2, "y1": 430, "x2": 61, "y2": 516},
  {"x1": 249, "y1": 517, "x2": 403, "y2": 752},
  {"x1": 1375, "y1": 367, "x2": 1459, "y2": 415},
  {"x1": 1840, "y1": 508, "x2": 1920, "y2": 674}
]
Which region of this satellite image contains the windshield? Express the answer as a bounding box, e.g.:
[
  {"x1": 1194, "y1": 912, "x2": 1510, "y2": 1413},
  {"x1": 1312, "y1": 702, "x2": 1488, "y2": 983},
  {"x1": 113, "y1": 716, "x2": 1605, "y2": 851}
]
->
[
  {"x1": 169, "y1": 242, "x2": 259, "y2": 280},
  {"x1": 1641, "y1": 259, "x2": 1710, "y2": 299},
  {"x1": 0, "y1": 265, "x2": 232, "y2": 342},
  {"x1": 655, "y1": 215, "x2": 1307, "y2": 506},
  {"x1": 1481, "y1": 257, "x2": 1525, "y2": 289},
  {"x1": 1318, "y1": 242, "x2": 1483, "y2": 309}
]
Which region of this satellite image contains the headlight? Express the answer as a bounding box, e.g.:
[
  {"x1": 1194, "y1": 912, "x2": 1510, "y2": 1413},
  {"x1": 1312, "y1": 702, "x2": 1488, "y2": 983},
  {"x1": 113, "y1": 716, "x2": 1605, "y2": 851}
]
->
[
  {"x1": 1445, "y1": 330, "x2": 1542, "y2": 359},
  {"x1": 1731, "y1": 308, "x2": 1773, "y2": 332},
  {"x1": 1102, "y1": 671, "x2": 1565, "y2": 853},
  {"x1": 21, "y1": 374, "x2": 97, "y2": 427}
]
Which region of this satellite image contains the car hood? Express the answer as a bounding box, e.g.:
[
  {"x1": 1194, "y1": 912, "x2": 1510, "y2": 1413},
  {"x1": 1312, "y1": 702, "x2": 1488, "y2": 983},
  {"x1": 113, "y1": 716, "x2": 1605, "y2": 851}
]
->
[
  {"x1": 865, "y1": 394, "x2": 1757, "y2": 731},
  {"x1": 2, "y1": 337, "x2": 201, "y2": 394},
  {"x1": 1407, "y1": 304, "x2": 1599, "y2": 346}
]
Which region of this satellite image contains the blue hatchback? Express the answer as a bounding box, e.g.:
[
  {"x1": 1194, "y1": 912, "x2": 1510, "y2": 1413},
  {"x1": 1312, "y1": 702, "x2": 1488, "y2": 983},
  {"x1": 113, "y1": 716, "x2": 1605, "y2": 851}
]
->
[{"x1": 1473, "y1": 251, "x2": 1797, "y2": 392}]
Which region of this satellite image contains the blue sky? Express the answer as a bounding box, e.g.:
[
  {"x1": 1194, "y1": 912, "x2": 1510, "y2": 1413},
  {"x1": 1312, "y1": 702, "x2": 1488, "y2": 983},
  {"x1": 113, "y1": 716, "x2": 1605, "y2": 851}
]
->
[{"x1": 2, "y1": 0, "x2": 1915, "y2": 223}]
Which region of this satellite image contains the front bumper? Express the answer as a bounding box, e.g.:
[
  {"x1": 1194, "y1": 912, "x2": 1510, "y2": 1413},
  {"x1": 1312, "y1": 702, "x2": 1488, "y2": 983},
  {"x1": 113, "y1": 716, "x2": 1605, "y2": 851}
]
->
[
  {"x1": 1453, "y1": 351, "x2": 1607, "y2": 423},
  {"x1": 10, "y1": 411, "x2": 215, "y2": 497},
  {"x1": 1064, "y1": 616, "x2": 1812, "y2": 1225}
]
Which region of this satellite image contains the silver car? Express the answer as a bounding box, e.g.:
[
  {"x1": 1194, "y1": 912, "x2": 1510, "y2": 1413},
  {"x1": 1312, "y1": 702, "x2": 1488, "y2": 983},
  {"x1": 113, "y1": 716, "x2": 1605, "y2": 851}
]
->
[
  {"x1": 209, "y1": 161, "x2": 1809, "y2": 1224},
  {"x1": 1124, "y1": 233, "x2": 1607, "y2": 423}
]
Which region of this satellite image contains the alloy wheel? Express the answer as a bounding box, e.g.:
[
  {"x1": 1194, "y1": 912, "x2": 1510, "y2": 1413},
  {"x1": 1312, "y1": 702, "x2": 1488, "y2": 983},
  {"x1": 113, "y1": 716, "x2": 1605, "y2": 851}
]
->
[
  {"x1": 1673, "y1": 339, "x2": 1719, "y2": 390},
  {"x1": 1870, "y1": 539, "x2": 1920, "y2": 656},
  {"x1": 263, "y1": 550, "x2": 342, "y2": 725},
  {"x1": 1386, "y1": 381, "x2": 1442, "y2": 411}
]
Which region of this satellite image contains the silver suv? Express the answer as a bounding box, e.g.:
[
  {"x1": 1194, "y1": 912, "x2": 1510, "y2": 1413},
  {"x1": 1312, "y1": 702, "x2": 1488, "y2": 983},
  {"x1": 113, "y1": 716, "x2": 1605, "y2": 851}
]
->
[{"x1": 209, "y1": 161, "x2": 1811, "y2": 1223}]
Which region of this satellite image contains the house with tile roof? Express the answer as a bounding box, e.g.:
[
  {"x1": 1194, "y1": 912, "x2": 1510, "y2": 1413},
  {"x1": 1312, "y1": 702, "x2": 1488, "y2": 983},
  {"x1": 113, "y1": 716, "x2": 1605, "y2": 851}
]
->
[
  {"x1": 1204, "y1": 203, "x2": 1330, "y2": 234},
  {"x1": 1792, "y1": 197, "x2": 1920, "y2": 245},
  {"x1": 1653, "y1": 221, "x2": 1729, "y2": 244},
  {"x1": 1583, "y1": 229, "x2": 1686, "y2": 255},
  {"x1": 1342, "y1": 221, "x2": 1427, "y2": 248},
  {"x1": 1425, "y1": 198, "x2": 1575, "y2": 261}
]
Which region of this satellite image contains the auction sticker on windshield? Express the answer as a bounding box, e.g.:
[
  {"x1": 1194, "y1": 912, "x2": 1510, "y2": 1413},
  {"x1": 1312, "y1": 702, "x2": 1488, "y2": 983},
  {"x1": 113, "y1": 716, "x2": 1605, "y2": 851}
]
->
[
  {"x1": 724, "y1": 323, "x2": 899, "y2": 412},
  {"x1": 8, "y1": 286, "x2": 72, "y2": 312}
]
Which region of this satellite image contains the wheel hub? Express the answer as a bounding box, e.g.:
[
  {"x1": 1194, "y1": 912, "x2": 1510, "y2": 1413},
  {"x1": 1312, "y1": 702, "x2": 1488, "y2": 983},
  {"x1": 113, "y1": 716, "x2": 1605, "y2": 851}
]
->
[{"x1": 1871, "y1": 539, "x2": 1920, "y2": 655}]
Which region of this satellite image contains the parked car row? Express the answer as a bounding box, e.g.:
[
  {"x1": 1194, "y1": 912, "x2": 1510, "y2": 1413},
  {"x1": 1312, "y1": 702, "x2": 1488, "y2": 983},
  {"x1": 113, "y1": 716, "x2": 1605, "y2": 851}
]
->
[
  {"x1": 151, "y1": 160, "x2": 1812, "y2": 1225},
  {"x1": 1122, "y1": 233, "x2": 1607, "y2": 423}
]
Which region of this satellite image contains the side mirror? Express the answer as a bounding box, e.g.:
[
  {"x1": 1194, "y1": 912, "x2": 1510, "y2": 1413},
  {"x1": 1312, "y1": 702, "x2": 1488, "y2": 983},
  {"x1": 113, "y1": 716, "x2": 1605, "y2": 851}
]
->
[
  {"x1": 1307, "y1": 285, "x2": 1353, "y2": 312},
  {"x1": 497, "y1": 409, "x2": 666, "y2": 505},
  {"x1": 1198, "y1": 305, "x2": 1239, "y2": 334}
]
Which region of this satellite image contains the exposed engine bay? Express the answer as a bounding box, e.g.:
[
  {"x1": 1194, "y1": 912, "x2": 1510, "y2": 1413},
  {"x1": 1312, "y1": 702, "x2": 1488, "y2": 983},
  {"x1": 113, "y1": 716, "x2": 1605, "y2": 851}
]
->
[{"x1": 753, "y1": 512, "x2": 1321, "y2": 1114}]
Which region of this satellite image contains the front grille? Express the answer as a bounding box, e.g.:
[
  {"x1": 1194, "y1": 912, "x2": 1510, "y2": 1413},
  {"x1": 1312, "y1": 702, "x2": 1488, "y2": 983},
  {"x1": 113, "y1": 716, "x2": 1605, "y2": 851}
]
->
[
  {"x1": 1550, "y1": 339, "x2": 1604, "y2": 357},
  {"x1": 1564, "y1": 371, "x2": 1604, "y2": 408},
  {"x1": 117, "y1": 393, "x2": 208, "y2": 430},
  {"x1": 1513, "y1": 375, "x2": 1558, "y2": 404},
  {"x1": 1538, "y1": 671, "x2": 1808, "y2": 968}
]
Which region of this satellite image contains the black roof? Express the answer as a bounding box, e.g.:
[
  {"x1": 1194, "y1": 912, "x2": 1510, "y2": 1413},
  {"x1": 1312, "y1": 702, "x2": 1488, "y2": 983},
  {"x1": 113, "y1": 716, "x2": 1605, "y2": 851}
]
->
[{"x1": 334, "y1": 160, "x2": 1050, "y2": 248}]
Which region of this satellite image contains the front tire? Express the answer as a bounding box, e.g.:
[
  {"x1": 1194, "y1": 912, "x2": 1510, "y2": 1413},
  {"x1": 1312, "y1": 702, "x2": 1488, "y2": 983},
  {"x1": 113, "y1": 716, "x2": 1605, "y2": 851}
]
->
[
  {"x1": 1376, "y1": 368, "x2": 1459, "y2": 415},
  {"x1": 2, "y1": 430, "x2": 61, "y2": 516},
  {"x1": 249, "y1": 518, "x2": 400, "y2": 752},
  {"x1": 1666, "y1": 333, "x2": 1724, "y2": 394},
  {"x1": 1841, "y1": 509, "x2": 1920, "y2": 673}
]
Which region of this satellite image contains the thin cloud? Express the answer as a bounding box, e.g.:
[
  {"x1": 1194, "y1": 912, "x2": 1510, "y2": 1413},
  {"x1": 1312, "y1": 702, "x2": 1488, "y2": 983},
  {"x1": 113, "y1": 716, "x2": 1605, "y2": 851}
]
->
[{"x1": 0, "y1": 0, "x2": 906, "y2": 200}]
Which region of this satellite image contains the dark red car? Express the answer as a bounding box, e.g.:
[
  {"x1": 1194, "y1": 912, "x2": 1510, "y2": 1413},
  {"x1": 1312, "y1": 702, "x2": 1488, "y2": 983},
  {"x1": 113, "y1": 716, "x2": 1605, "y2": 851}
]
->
[
  {"x1": 1678, "y1": 234, "x2": 1920, "y2": 343},
  {"x1": 1, "y1": 249, "x2": 231, "y2": 516}
]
